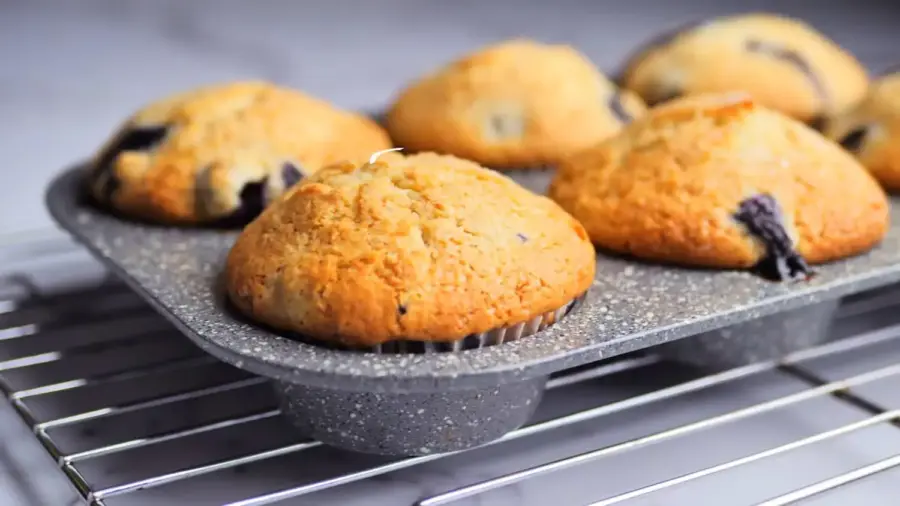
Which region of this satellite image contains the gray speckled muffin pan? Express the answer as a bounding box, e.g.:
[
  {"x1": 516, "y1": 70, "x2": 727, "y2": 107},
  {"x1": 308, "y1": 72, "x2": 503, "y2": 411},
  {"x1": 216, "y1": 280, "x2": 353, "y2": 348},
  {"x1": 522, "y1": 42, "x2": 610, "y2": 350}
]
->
[{"x1": 46, "y1": 167, "x2": 900, "y2": 456}]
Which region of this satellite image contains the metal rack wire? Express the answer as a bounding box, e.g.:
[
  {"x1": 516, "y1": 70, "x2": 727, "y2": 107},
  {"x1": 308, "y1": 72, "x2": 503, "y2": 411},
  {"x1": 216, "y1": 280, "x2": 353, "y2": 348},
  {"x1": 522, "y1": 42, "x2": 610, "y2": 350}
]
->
[{"x1": 2, "y1": 235, "x2": 900, "y2": 505}]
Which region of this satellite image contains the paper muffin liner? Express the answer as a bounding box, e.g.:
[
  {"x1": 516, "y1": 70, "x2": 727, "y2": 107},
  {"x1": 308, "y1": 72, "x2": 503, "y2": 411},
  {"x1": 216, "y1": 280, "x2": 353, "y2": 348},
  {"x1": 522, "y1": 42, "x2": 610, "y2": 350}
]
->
[{"x1": 367, "y1": 293, "x2": 585, "y2": 355}]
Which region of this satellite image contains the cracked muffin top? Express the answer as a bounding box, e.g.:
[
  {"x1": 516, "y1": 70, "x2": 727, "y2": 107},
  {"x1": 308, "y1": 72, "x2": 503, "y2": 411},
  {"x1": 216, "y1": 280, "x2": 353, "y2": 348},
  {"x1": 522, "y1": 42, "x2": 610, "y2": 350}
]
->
[
  {"x1": 548, "y1": 92, "x2": 889, "y2": 281},
  {"x1": 824, "y1": 70, "x2": 900, "y2": 191},
  {"x1": 225, "y1": 151, "x2": 596, "y2": 347},
  {"x1": 385, "y1": 39, "x2": 646, "y2": 169},
  {"x1": 85, "y1": 80, "x2": 393, "y2": 226},
  {"x1": 620, "y1": 13, "x2": 869, "y2": 124}
]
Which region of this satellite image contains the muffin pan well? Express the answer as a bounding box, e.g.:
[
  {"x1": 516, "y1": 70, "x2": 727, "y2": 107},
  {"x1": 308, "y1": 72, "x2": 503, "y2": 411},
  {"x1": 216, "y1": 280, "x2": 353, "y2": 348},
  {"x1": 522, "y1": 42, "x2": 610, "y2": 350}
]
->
[{"x1": 46, "y1": 167, "x2": 900, "y2": 456}]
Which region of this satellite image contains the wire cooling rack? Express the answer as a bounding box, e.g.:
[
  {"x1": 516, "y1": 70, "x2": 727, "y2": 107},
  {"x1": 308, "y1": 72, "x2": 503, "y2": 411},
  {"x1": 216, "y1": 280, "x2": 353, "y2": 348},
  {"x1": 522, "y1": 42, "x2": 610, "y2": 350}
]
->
[{"x1": 2, "y1": 232, "x2": 900, "y2": 505}]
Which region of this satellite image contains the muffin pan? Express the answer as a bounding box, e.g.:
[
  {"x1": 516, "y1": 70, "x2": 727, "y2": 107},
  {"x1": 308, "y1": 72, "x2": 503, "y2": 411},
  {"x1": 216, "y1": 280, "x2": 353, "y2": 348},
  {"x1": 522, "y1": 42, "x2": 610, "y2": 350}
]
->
[{"x1": 46, "y1": 167, "x2": 900, "y2": 456}]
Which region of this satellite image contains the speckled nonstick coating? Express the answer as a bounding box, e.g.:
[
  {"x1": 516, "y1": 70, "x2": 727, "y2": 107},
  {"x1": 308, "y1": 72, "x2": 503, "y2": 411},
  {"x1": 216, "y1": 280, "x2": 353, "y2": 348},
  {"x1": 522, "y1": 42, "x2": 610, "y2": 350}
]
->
[
  {"x1": 657, "y1": 298, "x2": 841, "y2": 370},
  {"x1": 45, "y1": 166, "x2": 900, "y2": 455},
  {"x1": 47, "y1": 165, "x2": 900, "y2": 390}
]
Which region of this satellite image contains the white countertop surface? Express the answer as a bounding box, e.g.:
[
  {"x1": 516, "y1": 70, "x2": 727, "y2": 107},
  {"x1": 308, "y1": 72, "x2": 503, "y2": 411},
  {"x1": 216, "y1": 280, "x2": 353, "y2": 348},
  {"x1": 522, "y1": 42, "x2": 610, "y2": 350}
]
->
[{"x1": 2, "y1": 1, "x2": 900, "y2": 505}]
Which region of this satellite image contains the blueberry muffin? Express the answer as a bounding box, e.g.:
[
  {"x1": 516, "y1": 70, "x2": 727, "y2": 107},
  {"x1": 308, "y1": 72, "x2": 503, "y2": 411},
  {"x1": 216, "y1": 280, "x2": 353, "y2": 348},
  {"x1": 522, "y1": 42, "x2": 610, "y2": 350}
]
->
[
  {"x1": 548, "y1": 93, "x2": 889, "y2": 281},
  {"x1": 86, "y1": 81, "x2": 392, "y2": 226},
  {"x1": 225, "y1": 151, "x2": 596, "y2": 349},
  {"x1": 621, "y1": 13, "x2": 869, "y2": 124},
  {"x1": 385, "y1": 39, "x2": 646, "y2": 169},
  {"x1": 824, "y1": 71, "x2": 900, "y2": 190}
]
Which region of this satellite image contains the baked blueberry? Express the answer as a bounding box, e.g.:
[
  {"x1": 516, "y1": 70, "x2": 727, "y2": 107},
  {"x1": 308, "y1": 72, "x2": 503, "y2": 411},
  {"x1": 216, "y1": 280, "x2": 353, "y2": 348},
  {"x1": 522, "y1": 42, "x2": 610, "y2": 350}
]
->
[
  {"x1": 743, "y1": 39, "x2": 827, "y2": 106},
  {"x1": 733, "y1": 194, "x2": 813, "y2": 281},
  {"x1": 608, "y1": 90, "x2": 634, "y2": 123},
  {"x1": 837, "y1": 126, "x2": 870, "y2": 153},
  {"x1": 386, "y1": 39, "x2": 647, "y2": 169},
  {"x1": 91, "y1": 125, "x2": 169, "y2": 201},
  {"x1": 85, "y1": 81, "x2": 392, "y2": 225},
  {"x1": 825, "y1": 71, "x2": 900, "y2": 190},
  {"x1": 281, "y1": 163, "x2": 304, "y2": 189},
  {"x1": 225, "y1": 152, "x2": 596, "y2": 349},
  {"x1": 210, "y1": 178, "x2": 269, "y2": 228},
  {"x1": 549, "y1": 93, "x2": 888, "y2": 279},
  {"x1": 621, "y1": 13, "x2": 868, "y2": 123}
]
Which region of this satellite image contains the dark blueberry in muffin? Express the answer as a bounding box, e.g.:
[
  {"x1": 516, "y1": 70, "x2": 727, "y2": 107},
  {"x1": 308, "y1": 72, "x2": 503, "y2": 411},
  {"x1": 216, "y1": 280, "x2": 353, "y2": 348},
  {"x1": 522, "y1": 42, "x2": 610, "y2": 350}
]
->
[
  {"x1": 608, "y1": 90, "x2": 633, "y2": 123},
  {"x1": 733, "y1": 193, "x2": 814, "y2": 281},
  {"x1": 485, "y1": 111, "x2": 526, "y2": 140},
  {"x1": 235, "y1": 178, "x2": 268, "y2": 219},
  {"x1": 744, "y1": 40, "x2": 828, "y2": 106},
  {"x1": 92, "y1": 125, "x2": 169, "y2": 200},
  {"x1": 837, "y1": 126, "x2": 870, "y2": 153},
  {"x1": 282, "y1": 162, "x2": 304, "y2": 189},
  {"x1": 807, "y1": 115, "x2": 827, "y2": 132},
  {"x1": 516, "y1": 232, "x2": 529, "y2": 243},
  {"x1": 648, "y1": 87, "x2": 683, "y2": 106},
  {"x1": 211, "y1": 177, "x2": 269, "y2": 228}
]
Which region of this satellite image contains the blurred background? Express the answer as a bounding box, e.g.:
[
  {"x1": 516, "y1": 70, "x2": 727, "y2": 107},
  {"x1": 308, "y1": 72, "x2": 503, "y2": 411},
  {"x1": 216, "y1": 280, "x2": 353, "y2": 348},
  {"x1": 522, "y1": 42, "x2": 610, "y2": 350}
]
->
[
  {"x1": 3, "y1": 0, "x2": 899, "y2": 238},
  {"x1": 1, "y1": 2, "x2": 900, "y2": 504}
]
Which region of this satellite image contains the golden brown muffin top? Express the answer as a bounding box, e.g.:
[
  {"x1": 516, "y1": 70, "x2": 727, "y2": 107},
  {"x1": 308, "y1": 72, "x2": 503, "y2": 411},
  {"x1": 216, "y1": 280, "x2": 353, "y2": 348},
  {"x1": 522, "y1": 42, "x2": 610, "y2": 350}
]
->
[
  {"x1": 825, "y1": 71, "x2": 900, "y2": 190},
  {"x1": 226, "y1": 151, "x2": 596, "y2": 346},
  {"x1": 87, "y1": 80, "x2": 392, "y2": 225},
  {"x1": 549, "y1": 92, "x2": 889, "y2": 278},
  {"x1": 827, "y1": 71, "x2": 900, "y2": 139},
  {"x1": 385, "y1": 39, "x2": 645, "y2": 168},
  {"x1": 621, "y1": 13, "x2": 869, "y2": 122}
]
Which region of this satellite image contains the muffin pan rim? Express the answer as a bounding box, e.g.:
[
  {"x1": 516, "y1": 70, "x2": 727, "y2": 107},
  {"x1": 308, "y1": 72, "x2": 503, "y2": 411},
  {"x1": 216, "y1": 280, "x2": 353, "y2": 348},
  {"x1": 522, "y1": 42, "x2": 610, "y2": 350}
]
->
[{"x1": 46, "y1": 166, "x2": 900, "y2": 393}]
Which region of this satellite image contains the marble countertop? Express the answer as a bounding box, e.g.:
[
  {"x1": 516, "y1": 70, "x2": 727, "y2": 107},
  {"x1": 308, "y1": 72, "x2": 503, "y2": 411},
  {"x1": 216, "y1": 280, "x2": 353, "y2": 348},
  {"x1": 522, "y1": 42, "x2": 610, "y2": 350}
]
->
[{"x1": 2, "y1": 1, "x2": 900, "y2": 504}]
